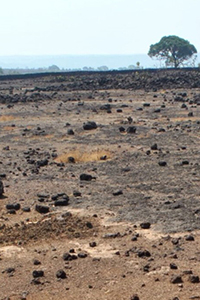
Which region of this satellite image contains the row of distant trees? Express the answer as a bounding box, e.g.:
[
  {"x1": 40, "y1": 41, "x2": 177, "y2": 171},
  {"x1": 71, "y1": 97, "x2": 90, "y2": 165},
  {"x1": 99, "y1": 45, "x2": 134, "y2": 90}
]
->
[{"x1": 0, "y1": 63, "x2": 143, "y2": 75}]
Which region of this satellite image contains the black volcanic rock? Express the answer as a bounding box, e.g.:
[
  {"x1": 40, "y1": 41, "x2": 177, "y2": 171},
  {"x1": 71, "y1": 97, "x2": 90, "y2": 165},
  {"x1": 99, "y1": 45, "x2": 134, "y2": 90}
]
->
[
  {"x1": 127, "y1": 126, "x2": 137, "y2": 134},
  {"x1": 6, "y1": 203, "x2": 21, "y2": 211},
  {"x1": 32, "y1": 270, "x2": 44, "y2": 278},
  {"x1": 67, "y1": 129, "x2": 74, "y2": 135},
  {"x1": 56, "y1": 269, "x2": 67, "y2": 279},
  {"x1": 35, "y1": 204, "x2": 50, "y2": 214},
  {"x1": 83, "y1": 121, "x2": 97, "y2": 130},
  {"x1": 54, "y1": 198, "x2": 69, "y2": 206},
  {"x1": 0, "y1": 180, "x2": 4, "y2": 196},
  {"x1": 80, "y1": 174, "x2": 94, "y2": 181}
]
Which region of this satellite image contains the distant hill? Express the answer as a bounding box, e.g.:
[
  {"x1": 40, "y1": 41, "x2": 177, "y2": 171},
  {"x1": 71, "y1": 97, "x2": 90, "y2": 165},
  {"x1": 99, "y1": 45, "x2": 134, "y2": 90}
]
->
[{"x1": 0, "y1": 54, "x2": 199, "y2": 70}]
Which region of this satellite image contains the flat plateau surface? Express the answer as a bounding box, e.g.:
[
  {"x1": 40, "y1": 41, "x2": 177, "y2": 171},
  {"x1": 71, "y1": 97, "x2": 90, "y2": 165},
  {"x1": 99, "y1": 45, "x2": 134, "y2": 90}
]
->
[{"x1": 0, "y1": 70, "x2": 200, "y2": 299}]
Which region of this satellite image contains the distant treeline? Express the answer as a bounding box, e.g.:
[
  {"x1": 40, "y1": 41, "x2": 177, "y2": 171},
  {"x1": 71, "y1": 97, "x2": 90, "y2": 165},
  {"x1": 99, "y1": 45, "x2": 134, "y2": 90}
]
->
[
  {"x1": 0, "y1": 64, "x2": 143, "y2": 75},
  {"x1": 1, "y1": 62, "x2": 200, "y2": 76}
]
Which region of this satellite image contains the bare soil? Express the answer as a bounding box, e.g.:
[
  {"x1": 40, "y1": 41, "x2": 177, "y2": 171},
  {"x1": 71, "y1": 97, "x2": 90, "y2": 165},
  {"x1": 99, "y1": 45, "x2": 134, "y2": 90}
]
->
[{"x1": 0, "y1": 70, "x2": 200, "y2": 300}]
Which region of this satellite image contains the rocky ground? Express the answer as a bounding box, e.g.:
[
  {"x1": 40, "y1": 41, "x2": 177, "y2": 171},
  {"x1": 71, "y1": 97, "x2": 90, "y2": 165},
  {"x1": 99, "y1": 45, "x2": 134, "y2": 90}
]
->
[{"x1": 0, "y1": 69, "x2": 200, "y2": 299}]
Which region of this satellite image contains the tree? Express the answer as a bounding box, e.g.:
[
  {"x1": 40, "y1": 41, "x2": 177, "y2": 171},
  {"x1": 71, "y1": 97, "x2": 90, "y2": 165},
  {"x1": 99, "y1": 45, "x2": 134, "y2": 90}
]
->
[
  {"x1": 48, "y1": 65, "x2": 60, "y2": 72},
  {"x1": 136, "y1": 61, "x2": 140, "y2": 69},
  {"x1": 97, "y1": 66, "x2": 109, "y2": 71},
  {"x1": 148, "y1": 35, "x2": 197, "y2": 68}
]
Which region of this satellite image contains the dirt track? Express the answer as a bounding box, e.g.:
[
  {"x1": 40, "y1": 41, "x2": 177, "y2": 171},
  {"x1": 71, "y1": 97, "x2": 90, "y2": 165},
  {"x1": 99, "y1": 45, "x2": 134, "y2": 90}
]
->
[{"x1": 0, "y1": 70, "x2": 200, "y2": 299}]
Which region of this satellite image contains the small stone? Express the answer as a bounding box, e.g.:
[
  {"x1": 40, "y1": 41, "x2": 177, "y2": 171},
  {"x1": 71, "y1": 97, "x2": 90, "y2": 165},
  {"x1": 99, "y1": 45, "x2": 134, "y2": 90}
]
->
[
  {"x1": 32, "y1": 270, "x2": 44, "y2": 278},
  {"x1": 67, "y1": 129, "x2": 74, "y2": 135},
  {"x1": 151, "y1": 143, "x2": 158, "y2": 150},
  {"x1": 54, "y1": 198, "x2": 69, "y2": 206},
  {"x1": 137, "y1": 250, "x2": 151, "y2": 257},
  {"x1": 103, "y1": 232, "x2": 120, "y2": 238},
  {"x1": 63, "y1": 252, "x2": 77, "y2": 261},
  {"x1": 146, "y1": 150, "x2": 151, "y2": 155},
  {"x1": 158, "y1": 161, "x2": 167, "y2": 167},
  {"x1": 113, "y1": 190, "x2": 123, "y2": 196},
  {"x1": 183, "y1": 270, "x2": 193, "y2": 275},
  {"x1": 89, "y1": 242, "x2": 97, "y2": 247},
  {"x1": 188, "y1": 275, "x2": 200, "y2": 283},
  {"x1": 3, "y1": 146, "x2": 10, "y2": 151},
  {"x1": 143, "y1": 264, "x2": 150, "y2": 272},
  {"x1": 78, "y1": 252, "x2": 88, "y2": 258},
  {"x1": 0, "y1": 174, "x2": 6, "y2": 178},
  {"x1": 35, "y1": 204, "x2": 49, "y2": 214},
  {"x1": 170, "y1": 275, "x2": 183, "y2": 284},
  {"x1": 121, "y1": 167, "x2": 130, "y2": 172},
  {"x1": 127, "y1": 126, "x2": 137, "y2": 134},
  {"x1": 6, "y1": 203, "x2": 21, "y2": 211},
  {"x1": 171, "y1": 238, "x2": 179, "y2": 245},
  {"x1": 7, "y1": 209, "x2": 16, "y2": 214},
  {"x1": 37, "y1": 193, "x2": 49, "y2": 199},
  {"x1": 83, "y1": 121, "x2": 97, "y2": 130},
  {"x1": 170, "y1": 263, "x2": 178, "y2": 269},
  {"x1": 3, "y1": 267, "x2": 15, "y2": 274},
  {"x1": 33, "y1": 259, "x2": 41, "y2": 265},
  {"x1": 69, "y1": 249, "x2": 75, "y2": 253},
  {"x1": 119, "y1": 126, "x2": 125, "y2": 132},
  {"x1": 31, "y1": 278, "x2": 41, "y2": 285},
  {"x1": 100, "y1": 155, "x2": 107, "y2": 160},
  {"x1": 182, "y1": 160, "x2": 189, "y2": 165},
  {"x1": 80, "y1": 174, "x2": 93, "y2": 181},
  {"x1": 86, "y1": 222, "x2": 93, "y2": 228},
  {"x1": 22, "y1": 207, "x2": 31, "y2": 212},
  {"x1": 140, "y1": 222, "x2": 151, "y2": 229},
  {"x1": 73, "y1": 190, "x2": 82, "y2": 197},
  {"x1": 125, "y1": 250, "x2": 130, "y2": 257},
  {"x1": 185, "y1": 235, "x2": 195, "y2": 241},
  {"x1": 68, "y1": 156, "x2": 75, "y2": 163},
  {"x1": 0, "y1": 180, "x2": 4, "y2": 196},
  {"x1": 56, "y1": 269, "x2": 67, "y2": 279}
]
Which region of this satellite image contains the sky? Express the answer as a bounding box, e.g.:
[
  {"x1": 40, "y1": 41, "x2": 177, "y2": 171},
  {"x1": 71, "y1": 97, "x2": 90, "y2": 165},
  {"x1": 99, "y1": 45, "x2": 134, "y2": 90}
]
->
[{"x1": 0, "y1": 0, "x2": 200, "y2": 56}]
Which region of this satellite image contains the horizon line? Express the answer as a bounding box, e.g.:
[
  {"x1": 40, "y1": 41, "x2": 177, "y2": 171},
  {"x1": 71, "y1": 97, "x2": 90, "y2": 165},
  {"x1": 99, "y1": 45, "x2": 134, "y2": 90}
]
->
[{"x1": 0, "y1": 53, "x2": 150, "y2": 57}]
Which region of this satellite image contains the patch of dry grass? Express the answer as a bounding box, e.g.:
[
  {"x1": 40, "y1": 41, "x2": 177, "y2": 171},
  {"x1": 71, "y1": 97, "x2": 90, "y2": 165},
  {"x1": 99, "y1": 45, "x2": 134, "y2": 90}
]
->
[
  {"x1": 29, "y1": 134, "x2": 54, "y2": 140},
  {"x1": 170, "y1": 116, "x2": 200, "y2": 122},
  {"x1": 55, "y1": 149, "x2": 111, "y2": 163},
  {"x1": 3, "y1": 126, "x2": 16, "y2": 131},
  {"x1": 0, "y1": 115, "x2": 15, "y2": 122}
]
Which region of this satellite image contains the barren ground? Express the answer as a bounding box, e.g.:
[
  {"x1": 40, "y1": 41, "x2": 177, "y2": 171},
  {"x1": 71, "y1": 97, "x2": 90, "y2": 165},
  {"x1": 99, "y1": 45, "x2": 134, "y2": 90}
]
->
[{"x1": 0, "y1": 70, "x2": 200, "y2": 300}]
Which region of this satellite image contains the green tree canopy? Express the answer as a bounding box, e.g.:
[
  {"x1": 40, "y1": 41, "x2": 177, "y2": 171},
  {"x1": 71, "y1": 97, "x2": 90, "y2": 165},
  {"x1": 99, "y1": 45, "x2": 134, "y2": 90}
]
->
[{"x1": 148, "y1": 35, "x2": 197, "y2": 68}]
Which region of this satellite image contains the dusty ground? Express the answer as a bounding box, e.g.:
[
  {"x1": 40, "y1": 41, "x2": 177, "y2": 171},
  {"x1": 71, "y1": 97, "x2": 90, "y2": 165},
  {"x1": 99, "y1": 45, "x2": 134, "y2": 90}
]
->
[{"x1": 0, "y1": 70, "x2": 200, "y2": 299}]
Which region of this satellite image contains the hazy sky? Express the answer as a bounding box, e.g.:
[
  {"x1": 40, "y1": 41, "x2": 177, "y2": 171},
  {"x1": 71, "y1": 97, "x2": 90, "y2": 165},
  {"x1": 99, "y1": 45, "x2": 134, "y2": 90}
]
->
[{"x1": 1, "y1": 0, "x2": 199, "y2": 56}]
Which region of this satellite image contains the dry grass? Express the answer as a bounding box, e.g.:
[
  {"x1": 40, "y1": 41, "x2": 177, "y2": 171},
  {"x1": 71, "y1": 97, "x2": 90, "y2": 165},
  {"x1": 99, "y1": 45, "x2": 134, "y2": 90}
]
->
[
  {"x1": 29, "y1": 134, "x2": 54, "y2": 140},
  {"x1": 3, "y1": 126, "x2": 16, "y2": 131},
  {"x1": 55, "y1": 149, "x2": 111, "y2": 163},
  {"x1": 0, "y1": 115, "x2": 15, "y2": 122},
  {"x1": 170, "y1": 116, "x2": 200, "y2": 122}
]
